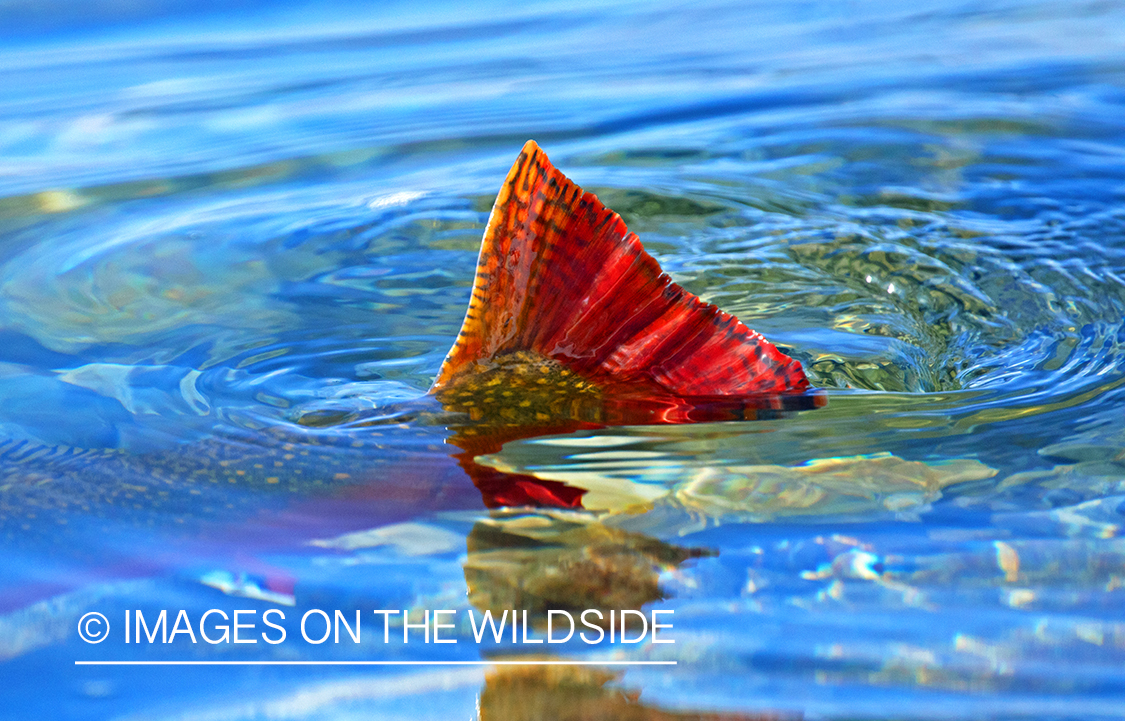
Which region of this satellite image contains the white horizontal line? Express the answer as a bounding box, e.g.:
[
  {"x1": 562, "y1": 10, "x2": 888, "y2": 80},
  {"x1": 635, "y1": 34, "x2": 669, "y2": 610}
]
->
[{"x1": 75, "y1": 660, "x2": 676, "y2": 666}]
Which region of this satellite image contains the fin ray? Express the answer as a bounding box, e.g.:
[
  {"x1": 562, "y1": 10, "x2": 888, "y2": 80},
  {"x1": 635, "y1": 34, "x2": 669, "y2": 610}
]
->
[{"x1": 433, "y1": 140, "x2": 809, "y2": 397}]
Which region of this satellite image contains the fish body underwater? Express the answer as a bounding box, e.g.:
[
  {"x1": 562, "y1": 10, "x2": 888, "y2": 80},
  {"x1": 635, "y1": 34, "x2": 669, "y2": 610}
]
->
[{"x1": 0, "y1": 141, "x2": 818, "y2": 607}]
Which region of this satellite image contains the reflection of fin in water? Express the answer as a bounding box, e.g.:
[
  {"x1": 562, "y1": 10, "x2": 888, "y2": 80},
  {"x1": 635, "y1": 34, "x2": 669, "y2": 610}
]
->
[
  {"x1": 464, "y1": 513, "x2": 709, "y2": 623},
  {"x1": 480, "y1": 664, "x2": 794, "y2": 721},
  {"x1": 432, "y1": 141, "x2": 822, "y2": 508}
]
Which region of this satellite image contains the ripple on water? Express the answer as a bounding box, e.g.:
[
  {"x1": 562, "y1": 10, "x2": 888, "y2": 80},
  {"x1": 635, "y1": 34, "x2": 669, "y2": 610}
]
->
[
  {"x1": 0, "y1": 186, "x2": 491, "y2": 446},
  {"x1": 1, "y1": 3, "x2": 1125, "y2": 716}
]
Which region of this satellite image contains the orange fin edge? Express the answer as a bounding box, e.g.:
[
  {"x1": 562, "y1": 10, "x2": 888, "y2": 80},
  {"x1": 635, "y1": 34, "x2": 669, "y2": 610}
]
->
[{"x1": 431, "y1": 140, "x2": 811, "y2": 398}]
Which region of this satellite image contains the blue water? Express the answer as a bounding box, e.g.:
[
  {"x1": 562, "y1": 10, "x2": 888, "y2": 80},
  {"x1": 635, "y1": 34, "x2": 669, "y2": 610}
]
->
[{"x1": 2, "y1": 0, "x2": 1125, "y2": 718}]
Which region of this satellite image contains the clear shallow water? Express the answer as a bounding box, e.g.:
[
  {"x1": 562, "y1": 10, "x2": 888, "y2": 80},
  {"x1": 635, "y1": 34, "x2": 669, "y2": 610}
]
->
[{"x1": 2, "y1": 0, "x2": 1125, "y2": 718}]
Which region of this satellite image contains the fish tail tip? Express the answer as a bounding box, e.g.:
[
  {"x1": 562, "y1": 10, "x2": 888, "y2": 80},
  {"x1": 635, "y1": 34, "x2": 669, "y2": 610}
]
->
[{"x1": 434, "y1": 142, "x2": 812, "y2": 399}]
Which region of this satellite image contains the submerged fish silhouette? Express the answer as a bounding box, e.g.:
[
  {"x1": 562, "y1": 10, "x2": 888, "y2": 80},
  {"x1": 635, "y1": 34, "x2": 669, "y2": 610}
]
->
[
  {"x1": 430, "y1": 141, "x2": 821, "y2": 507},
  {"x1": 0, "y1": 142, "x2": 821, "y2": 536},
  {"x1": 0, "y1": 142, "x2": 820, "y2": 608}
]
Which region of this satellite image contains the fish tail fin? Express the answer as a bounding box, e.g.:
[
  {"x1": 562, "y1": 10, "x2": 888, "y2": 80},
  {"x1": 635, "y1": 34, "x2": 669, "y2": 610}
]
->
[{"x1": 433, "y1": 140, "x2": 809, "y2": 396}]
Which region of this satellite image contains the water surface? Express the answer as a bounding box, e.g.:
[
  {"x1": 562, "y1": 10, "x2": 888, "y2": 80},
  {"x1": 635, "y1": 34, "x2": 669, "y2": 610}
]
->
[{"x1": 2, "y1": 1, "x2": 1124, "y2": 718}]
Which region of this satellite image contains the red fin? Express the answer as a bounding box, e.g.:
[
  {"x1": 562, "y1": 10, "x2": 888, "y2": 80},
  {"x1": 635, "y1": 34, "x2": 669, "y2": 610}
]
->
[
  {"x1": 432, "y1": 140, "x2": 809, "y2": 397},
  {"x1": 445, "y1": 419, "x2": 597, "y2": 509}
]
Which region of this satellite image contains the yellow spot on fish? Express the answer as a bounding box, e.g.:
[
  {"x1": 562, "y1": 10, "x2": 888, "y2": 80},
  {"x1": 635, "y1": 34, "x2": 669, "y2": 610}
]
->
[{"x1": 266, "y1": 477, "x2": 280, "y2": 484}]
